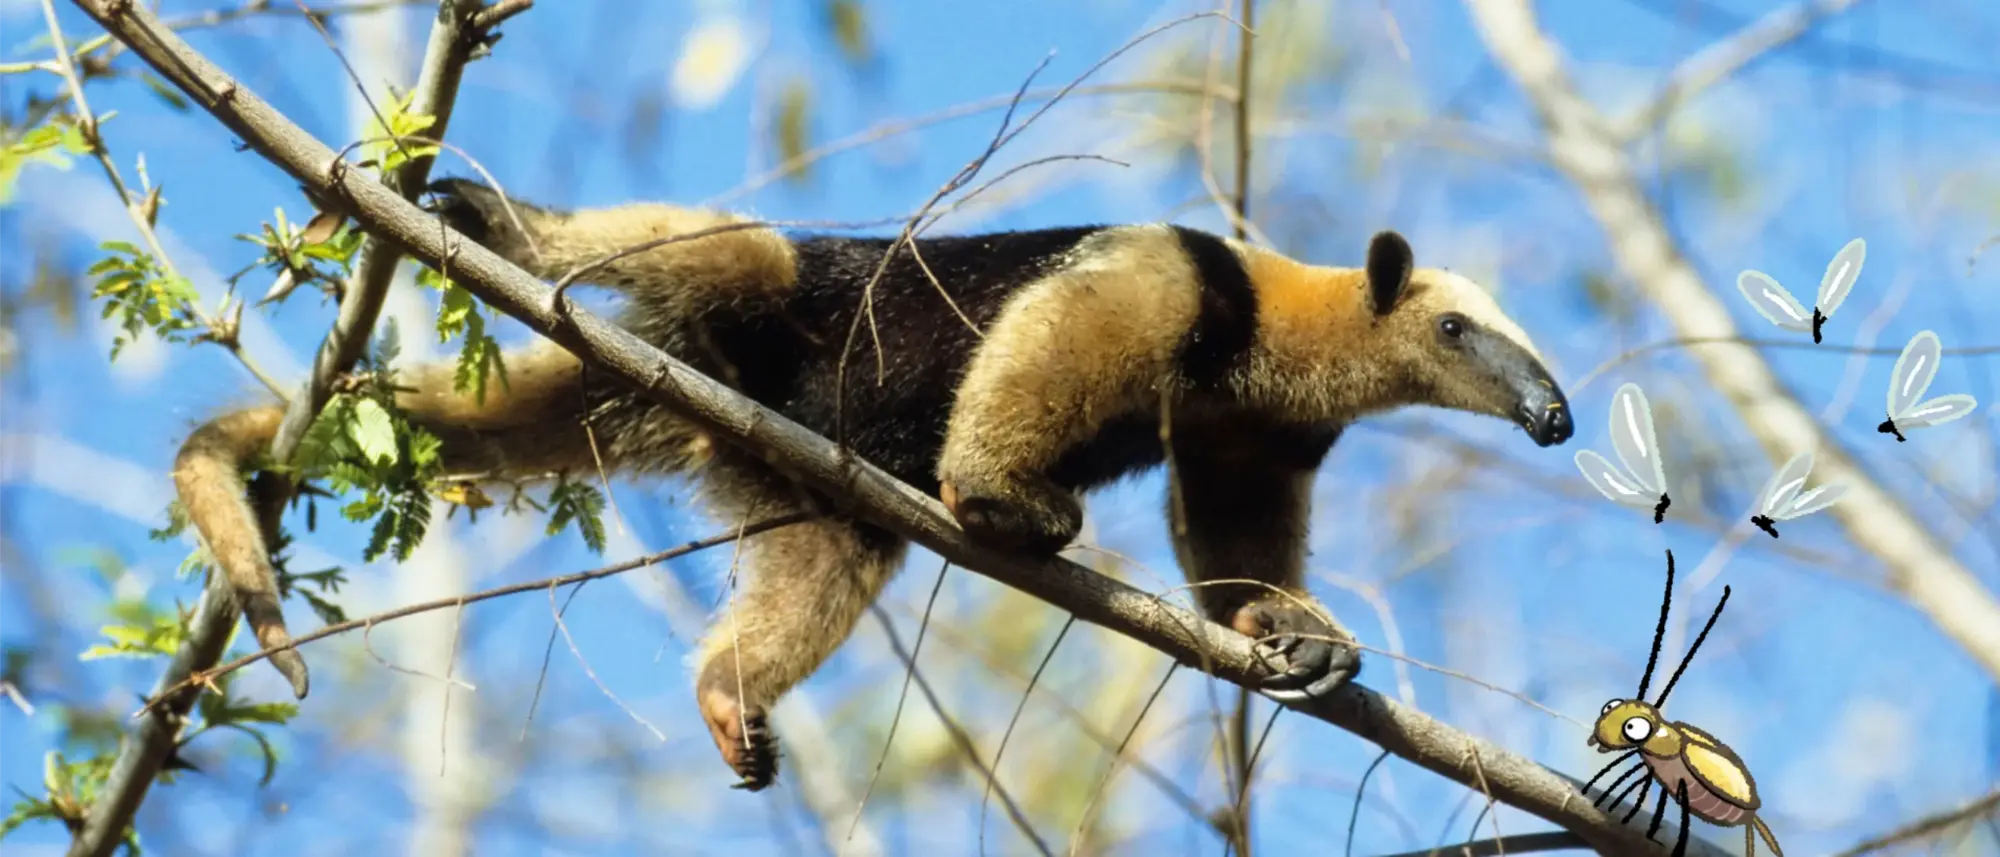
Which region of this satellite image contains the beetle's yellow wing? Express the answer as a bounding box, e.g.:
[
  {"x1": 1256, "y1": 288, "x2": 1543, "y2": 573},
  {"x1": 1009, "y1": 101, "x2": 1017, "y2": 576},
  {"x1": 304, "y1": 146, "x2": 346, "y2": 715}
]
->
[{"x1": 1676, "y1": 723, "x2": 1760, "y2": 810}]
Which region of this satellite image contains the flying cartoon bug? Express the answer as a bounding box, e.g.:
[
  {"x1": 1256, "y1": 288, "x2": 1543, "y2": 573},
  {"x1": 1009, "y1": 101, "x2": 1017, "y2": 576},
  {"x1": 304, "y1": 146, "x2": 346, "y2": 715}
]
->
[
  {"x1": 1582, "y1": 550, "x2": 1782, "y2": 857},
  {"x1": 1575, "y1": 383, "x2": 1672, "y2": 523},
  {"x1": 1747, "y1": 450, "x2": 1845, "y2": 539},
  {"x1": 1879, "y1": 329, "x2": 1979, "y2": 442},
  {"x1": 1735, "y1": 237, "x2": 1864, "y2": 344}
]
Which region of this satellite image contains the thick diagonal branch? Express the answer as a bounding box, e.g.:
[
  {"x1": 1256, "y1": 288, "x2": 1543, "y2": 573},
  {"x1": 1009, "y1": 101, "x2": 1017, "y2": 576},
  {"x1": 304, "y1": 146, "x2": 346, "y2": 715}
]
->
[
  {"x1": 70, "y1": 1, "x2": 1731, "y2": 853},
  {"x1": 1466, "y1": 0, "x2": 2000, "y2": 682}
]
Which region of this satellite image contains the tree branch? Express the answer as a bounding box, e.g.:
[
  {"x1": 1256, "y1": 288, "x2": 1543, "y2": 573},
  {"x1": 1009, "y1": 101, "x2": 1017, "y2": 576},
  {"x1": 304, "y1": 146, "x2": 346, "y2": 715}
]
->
[
  {"x1": 1614, "y1": 0, "x2": 1868, "y2": 141},
  {"x1": 1465, "y1": 0, "x2": 2000, "y2": 684},
  {"x1": 65, "y1": 2, "x2": 521, "y2": 854},
  {"x1": 1832, "y1": 786, "x2": 2000, "y2": 857},
  {"x1": 70, "y1": 1, "x2": 1733, "y2": 853}
]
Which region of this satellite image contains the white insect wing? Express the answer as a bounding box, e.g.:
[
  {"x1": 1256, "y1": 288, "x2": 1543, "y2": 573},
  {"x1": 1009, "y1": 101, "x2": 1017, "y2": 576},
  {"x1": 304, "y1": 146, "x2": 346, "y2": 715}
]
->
[
  {"x1": 1815, "y1": 238, "x2": 1865, "y2": 318},
  {"x1": 1610, "y1": 383, "x2": 1667, "y2": 495},
  {"x1": 1736, "y1": 270, "x2": 1811, "y2": 331},
  {"x1": 1576, "y1": 450, "x2": 1653, "y2": 508},
  {"x1": 1899, "y1": 393, "x2": 1978, "y2": 429},
  {"x1": 1756, "y1": 451, "x2": 1817, "y2": 518},
  {"x1": 1889, "y1": 330, "x2": 1942, "y2": 418},
  {"x1": 1777, "y1": 482, "x2": 1848, "y2": 521}
]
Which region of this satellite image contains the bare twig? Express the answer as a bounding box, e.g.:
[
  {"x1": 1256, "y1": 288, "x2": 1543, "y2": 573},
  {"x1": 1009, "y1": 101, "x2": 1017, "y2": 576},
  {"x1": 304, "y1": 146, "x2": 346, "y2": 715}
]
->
[
  {"x1": 844, "y1": 562, "x2": 951, "y2": 854},
  {"x1": 548, "y1": 582, "x2": 666, "y2": 742},
  {"x1": 1571, "y1": 334, "x2": 2000, "y2": 398},
  {"x1": 0, "y1": 0, "x2": 432, "y2": 76},
  {"x1": 1466, "y1": 0, "x2": 2000, "y2": 684},
  {"x1": 1832, "y1": 786, "x2": 2000, "y2": 857},
  {"x1": 901, "y1": 609, "x2": 1213, "y2": 843},
  {"x1": 74, "y1": 5, "x2": 1735, "y2": 852},
  {"x1": 867, "y1": 603, "x2": 1053, "y2": 857},
  {"x1": 1345, "y1": 750, "x2": 1393, "y2": 857},
  {"x1": 1370, "y1": 831, "x2": 1586, "y2": 857},
  {"x1": 1068, "y1": 662, "x2": 1182, "y2": 856},
  {"x1": 1224, "y1": 5, "x2": 1259, "y2": 852},
  {"x1": 978, "y1": 615, "x2": 1076, "y2": 857},
  {"x1": 0, "y1": 680, "x2": 32, "y2": 716},
  {"x1": 1615, "y1": 0, "x2": 1869, "y2": 141},
  {"x1": 66, "y1": 3, "x2": 522, "y2": 854},
  {"x1": 706, "y1": 81, "x2": 1235, "y2": 208},
  {"x1": 38, "y1": 0, "x2": 286, "y2": 399},
  {"x1": 137, "y1": 515, "x2": 808, "y2": 714}
]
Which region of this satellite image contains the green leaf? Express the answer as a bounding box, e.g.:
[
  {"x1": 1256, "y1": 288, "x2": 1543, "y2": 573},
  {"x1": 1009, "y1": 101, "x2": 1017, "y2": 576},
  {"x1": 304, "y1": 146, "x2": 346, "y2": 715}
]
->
[
  {"x1": 87, "y1": 240, "x2": 198, "y2": 358},
  {"x1": 81, "y1": 600, "x2": 188, "y2": 661},
  {"x1": 361, "y1": 89, "x2": 441, "y2": 175},
  {"x1": 0, "y1": 118, "x2": 90, "y2": 206},
  {"x1": 148, "y1": 501, "x2": 191, "y2": 542},
  {"x1": 826, "y1": 0, "x2": 874, "y2": 65},
  {"x1": 774, "y1": 79, "x2": 814, "y2": 184},
  {"x1": 219, "y1": 723, "x2": 282, "y2": 786},
  {"x1": 349, "y1": 398, "x2": 398, "y2": 467},
  {"x1": 0, "y1": 791, "x2": 64, "y2": 839},
  {"x1": 546, "y1": 478, "x2": 608, "y2": 554}
]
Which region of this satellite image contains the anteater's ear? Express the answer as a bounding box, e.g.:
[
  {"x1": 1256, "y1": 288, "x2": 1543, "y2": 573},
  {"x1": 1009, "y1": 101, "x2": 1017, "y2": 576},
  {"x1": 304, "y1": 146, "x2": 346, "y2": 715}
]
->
[{"x1": 1365, "y1": 230, "x2": 1414, "y2": 317}]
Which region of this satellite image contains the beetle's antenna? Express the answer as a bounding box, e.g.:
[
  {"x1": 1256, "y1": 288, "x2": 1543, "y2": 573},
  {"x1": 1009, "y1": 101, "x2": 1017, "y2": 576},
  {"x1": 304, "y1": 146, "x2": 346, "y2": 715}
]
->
[
  {"x1": 1581, "y1": 749, "x2": 1640, "y2": 797},
  {"x1": 1636, "y1": 549, "x2": 1674, "y2": 700},
  {"x1": 1655, "y1": 584, "x2": 1731, "y2": 708}
]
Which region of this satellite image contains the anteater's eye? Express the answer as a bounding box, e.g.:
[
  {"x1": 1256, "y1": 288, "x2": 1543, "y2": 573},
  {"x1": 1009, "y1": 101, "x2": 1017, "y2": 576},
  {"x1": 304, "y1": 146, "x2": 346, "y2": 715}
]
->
[{"x1": 1439, "y1": 316, "x2": 1466, "y2": 338}]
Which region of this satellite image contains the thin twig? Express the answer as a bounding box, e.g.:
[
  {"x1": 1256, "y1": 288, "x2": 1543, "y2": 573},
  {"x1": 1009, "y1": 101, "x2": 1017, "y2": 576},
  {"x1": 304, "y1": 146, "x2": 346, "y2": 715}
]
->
[
  {"x1": 1570, "y1": 334, "x2": 2000, "y2": 398},
  {"x1": 868, "y1": 603, "x2": 1054, "y2": 857},
  {"x1": 705, "y1": 81, "x2": 1236, "y2": 208},
  {"x1": 1614, "y1": 0, "x2": 1870, "y2": 141},
  {"x1": 978, "y1": 615, "x2": 1076, "y2": 857},
  {"x1": 38, "y1": 0, "x2": 286, "y2": 398},
  {"x1": 1346, "y1": 750, "x2": 1393, "y2": 857},
  {"x1": 1831, "y1": 786, "x2": 2000, "y2": 857},
  {"x1": 901, "y1": 609, "x2": 1213, "y2": 843},
  {"x1": 1067, "y1": 662, "x2": 1181, "y2": 856},
  {"x1": 843, "y1": 561, "x2": 952, "y2": 854},
  {"x1": 1224, "y1": 6, "x2": 1258, "y2": 851},
  {"x1": 549, "y1": 582, "x2": 666, "y2": 742},
  {"x1": 0, "y1": 680, "x2": 33, "y2": 716},
  {"x1": 3, "y1": 0, "x2": 432, "y2": 75},
  {"x1": 137, "y1": 514, "x2": 809, "y2": 716},
  {"x1": 1370, "y1": 831, "x2": 1586, "y2": 857}
]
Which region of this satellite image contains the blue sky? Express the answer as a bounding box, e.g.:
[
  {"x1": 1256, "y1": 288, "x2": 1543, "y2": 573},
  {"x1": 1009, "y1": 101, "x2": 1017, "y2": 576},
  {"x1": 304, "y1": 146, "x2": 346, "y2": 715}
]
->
[{"x1": 4, "y1": 0, "x2": 2000, "y2": 855}]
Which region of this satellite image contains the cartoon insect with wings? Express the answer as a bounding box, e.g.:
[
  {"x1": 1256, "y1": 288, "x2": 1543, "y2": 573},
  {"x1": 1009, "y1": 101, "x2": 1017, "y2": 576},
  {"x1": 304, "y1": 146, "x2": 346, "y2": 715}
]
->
[
  {"x1": 1583, "y1": 550, "x2": 1783, "y2": 857},
  {"x1": 1747, "y1": 450, "x2": 1845, "y2": 539},
  {"x1": 1879, "y1": 329, "x2": 1979, "y2": 442},
  {"x1": 1575, "y1": 383, "x2": 1673, "y2": 523},
  {"x1": 1736, "y1": 237, "x2": 1864, "y2": 344}
]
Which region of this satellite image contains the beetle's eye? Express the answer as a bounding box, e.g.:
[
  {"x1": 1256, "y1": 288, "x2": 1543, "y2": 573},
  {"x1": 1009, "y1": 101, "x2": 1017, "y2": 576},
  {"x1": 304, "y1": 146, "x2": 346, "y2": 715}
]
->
[
  {"x1": 1439, "y1": 316, "x2": 1465, "y2": 338},
  {"x1": 1622, "y1": 716, "x2": 1652, "y2": 742},
  {"x1": 1601, "y1": 699, "x2": 1619, "y2": 715}
]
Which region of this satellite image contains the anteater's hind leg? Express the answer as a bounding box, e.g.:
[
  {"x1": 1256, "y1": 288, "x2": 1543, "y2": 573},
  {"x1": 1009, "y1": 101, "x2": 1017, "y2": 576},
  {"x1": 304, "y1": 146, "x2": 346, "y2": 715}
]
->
[{"x1": 689, "y1": 453, "x2": 908, "y2": 790}]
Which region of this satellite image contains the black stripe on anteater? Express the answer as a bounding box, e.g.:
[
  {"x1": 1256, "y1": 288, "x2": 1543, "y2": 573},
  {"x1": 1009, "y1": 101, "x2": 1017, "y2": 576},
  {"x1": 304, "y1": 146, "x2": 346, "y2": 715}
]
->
[{"x1": 1171, "y1": 226, "x2": 1258, "y2": 385}]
